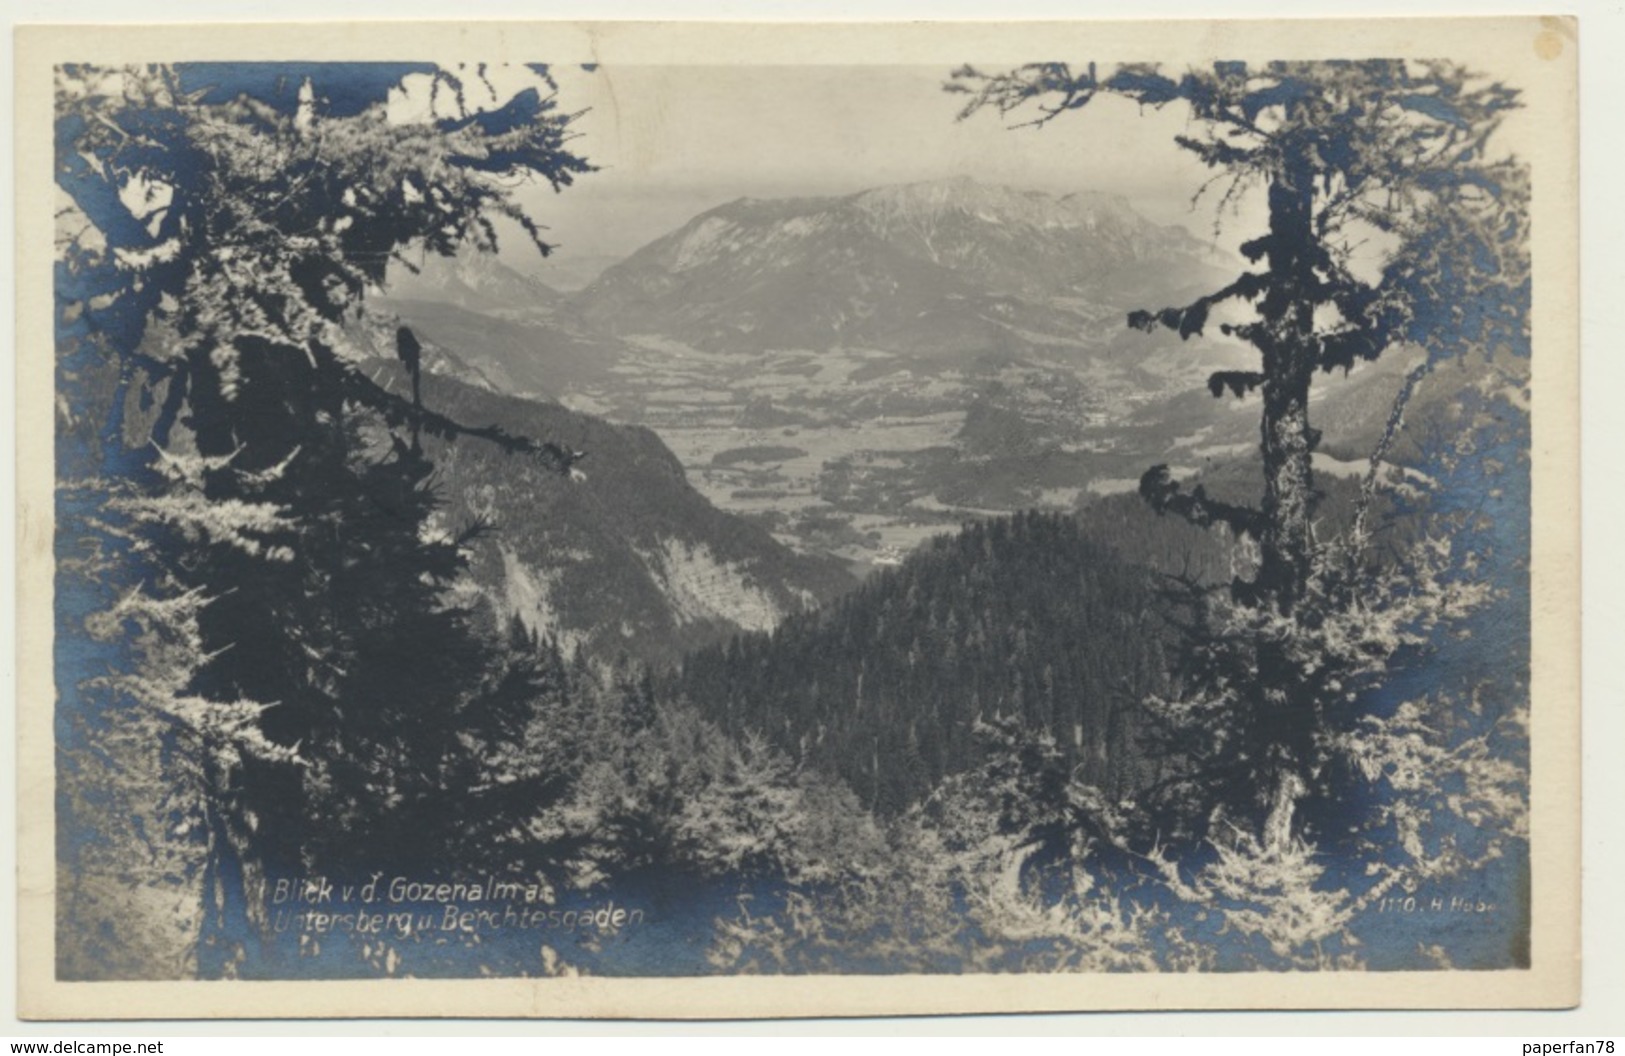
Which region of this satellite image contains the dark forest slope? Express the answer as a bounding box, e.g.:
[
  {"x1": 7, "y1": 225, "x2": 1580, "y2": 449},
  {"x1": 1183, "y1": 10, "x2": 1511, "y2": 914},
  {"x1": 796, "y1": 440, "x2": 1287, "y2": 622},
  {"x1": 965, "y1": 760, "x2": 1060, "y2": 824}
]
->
[{"x1": 668, "y1": 510, "x2": 1179, "y2": 813}]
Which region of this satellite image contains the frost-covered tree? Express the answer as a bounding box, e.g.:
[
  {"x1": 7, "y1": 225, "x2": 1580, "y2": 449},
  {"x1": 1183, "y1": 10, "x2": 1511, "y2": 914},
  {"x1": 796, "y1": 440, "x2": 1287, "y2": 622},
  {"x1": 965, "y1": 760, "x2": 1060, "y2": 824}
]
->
[
  {"x1": 950, "y1": 59, "x2": 1530, "y2": 852},
  {"x1": 708, "y1": 718, "x2": 1203, "y2": 974},
  {"x1": 54, "y1": 62, "x2": 590, "y2": 975}
]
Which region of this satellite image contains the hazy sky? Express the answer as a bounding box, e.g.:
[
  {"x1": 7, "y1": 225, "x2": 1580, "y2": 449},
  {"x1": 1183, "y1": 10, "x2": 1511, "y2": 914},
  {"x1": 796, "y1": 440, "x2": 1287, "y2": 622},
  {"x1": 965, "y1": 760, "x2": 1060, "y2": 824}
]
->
[{"x1": 480, "y1": 63, "x2": 1266, "y2": 264}]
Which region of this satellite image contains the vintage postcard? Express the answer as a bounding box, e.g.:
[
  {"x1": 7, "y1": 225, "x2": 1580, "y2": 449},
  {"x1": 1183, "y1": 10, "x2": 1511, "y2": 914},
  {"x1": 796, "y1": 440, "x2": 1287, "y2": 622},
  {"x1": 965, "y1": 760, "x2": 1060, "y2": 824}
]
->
[{"x1": 13, "y1": 17, "x2": 1579, "y2": 1018}]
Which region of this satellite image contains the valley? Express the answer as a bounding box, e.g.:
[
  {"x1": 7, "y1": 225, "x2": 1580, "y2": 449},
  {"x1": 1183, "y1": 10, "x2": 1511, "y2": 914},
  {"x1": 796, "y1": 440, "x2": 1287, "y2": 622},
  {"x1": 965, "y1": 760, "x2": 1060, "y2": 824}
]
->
[
  {"x1": 403, "y1": 311, "x2": 1377, "y2": 576},
  {"x1": 379, "y1": 176, "x2": 1426, "y2": 587}
]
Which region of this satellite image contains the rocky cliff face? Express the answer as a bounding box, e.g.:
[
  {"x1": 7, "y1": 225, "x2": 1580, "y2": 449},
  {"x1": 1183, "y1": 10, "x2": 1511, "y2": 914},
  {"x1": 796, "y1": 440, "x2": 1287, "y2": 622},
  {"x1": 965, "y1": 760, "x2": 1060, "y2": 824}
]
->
[{"x1": 363, "y1": 357, "x2": 855, "y2": 666}]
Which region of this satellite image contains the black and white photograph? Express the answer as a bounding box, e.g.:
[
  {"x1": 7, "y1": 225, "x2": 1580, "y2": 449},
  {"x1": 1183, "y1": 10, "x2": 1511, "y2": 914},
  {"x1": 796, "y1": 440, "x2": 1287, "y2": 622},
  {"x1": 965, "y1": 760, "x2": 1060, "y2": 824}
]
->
[{"x1": 13, "y1": 16, "x2": 1580, "y2": 1018}]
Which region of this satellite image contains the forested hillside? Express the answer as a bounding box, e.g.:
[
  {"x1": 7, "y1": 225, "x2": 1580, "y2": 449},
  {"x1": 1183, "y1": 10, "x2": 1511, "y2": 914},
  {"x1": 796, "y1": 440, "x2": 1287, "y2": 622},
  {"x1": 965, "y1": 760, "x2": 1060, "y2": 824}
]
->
[{"x1": 672, "y1": 511, "x2": 1177, "y2": 812}]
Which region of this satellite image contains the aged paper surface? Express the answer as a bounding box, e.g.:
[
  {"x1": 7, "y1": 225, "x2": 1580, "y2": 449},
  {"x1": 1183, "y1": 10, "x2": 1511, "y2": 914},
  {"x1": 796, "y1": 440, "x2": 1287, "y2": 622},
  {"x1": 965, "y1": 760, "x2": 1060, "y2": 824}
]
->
[{"x1": 14, "y1": 16, "x2": 1579, "y2": 1019}]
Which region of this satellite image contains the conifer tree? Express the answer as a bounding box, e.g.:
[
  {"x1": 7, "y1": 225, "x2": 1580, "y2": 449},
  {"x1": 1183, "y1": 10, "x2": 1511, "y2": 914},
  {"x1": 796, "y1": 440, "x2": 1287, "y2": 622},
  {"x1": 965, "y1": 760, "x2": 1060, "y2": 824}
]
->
[
  {"x1": 950, "y1": 60, "x2": 1529, "y2": 848},
  {"x1": 55, "y1": 62, "x2": 591, "y2": 973}
]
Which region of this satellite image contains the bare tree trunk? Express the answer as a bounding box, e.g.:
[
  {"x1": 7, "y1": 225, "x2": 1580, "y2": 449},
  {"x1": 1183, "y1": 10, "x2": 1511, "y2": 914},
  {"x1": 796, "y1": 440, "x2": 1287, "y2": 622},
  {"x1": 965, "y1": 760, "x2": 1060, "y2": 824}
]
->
[
  {"x1": 1254, "y1": 157, "x2": 1319, "y2": 847},
  {"x1": 1258, "y1": 363, "x2": 1316, "y2": 606},
  {"x1": 1263, "y1": 768, "x2": 1307, "y2": 853},
  {"x1": 1255, "y1": 165, "x2": 1320, "y2": 611}
]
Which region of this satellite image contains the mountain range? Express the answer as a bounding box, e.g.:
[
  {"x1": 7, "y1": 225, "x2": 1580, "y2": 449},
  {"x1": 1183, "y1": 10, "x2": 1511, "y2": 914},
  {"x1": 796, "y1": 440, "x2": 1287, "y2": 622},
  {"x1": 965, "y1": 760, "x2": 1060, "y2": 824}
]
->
[{"x1": 571, "y1": 177, "x2": 1229, "y2": 358}]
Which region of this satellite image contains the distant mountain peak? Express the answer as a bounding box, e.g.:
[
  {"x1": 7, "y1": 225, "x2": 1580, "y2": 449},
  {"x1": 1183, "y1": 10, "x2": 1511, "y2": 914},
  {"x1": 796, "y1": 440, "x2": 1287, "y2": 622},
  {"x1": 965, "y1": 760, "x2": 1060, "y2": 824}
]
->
[
  {"x1": 851, "y1": 175, "x2": 1125, "y2": 207},
  {"x1": 382, "y1": 248, "x2": 562, "y2": 315},
  {"x1": 850, "y1": 178, "x2": 1168, "y2": 244}
]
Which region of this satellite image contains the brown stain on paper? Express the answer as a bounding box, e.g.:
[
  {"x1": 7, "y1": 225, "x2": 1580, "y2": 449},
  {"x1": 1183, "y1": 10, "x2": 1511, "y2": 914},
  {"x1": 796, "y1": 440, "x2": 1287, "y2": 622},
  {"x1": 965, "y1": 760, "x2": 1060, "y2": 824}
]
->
[{"x1": 1535, "y1": 16, "x2": 1576, "y2": 61}]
